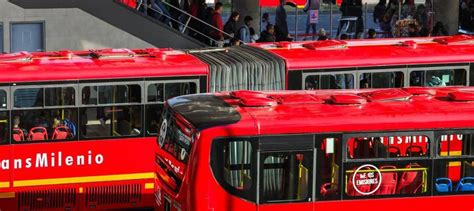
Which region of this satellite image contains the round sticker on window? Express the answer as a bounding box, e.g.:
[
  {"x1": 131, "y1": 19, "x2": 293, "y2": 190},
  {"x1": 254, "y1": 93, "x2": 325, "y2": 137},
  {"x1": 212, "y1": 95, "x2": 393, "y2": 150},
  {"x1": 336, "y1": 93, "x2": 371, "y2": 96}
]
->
[
  {"x1": 158, "y1": 119, "x2": 167, "y2": 148},
  {"x1": 352, "y1": 164, "x2": 382, "y2": 195}
]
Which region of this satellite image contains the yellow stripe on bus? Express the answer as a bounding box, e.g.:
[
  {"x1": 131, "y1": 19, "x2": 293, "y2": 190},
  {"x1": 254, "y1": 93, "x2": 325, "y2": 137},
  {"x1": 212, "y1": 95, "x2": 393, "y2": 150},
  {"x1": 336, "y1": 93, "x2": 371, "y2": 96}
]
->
[
  {"x1": 13, "y1": 172, "x2": 154, "y2": 187},
  {"x1": 449, "y1": 162, "x2": 462, "y2": 167},
  {"x1": 0, "y1": 182, "x2": 9, "y2": 188},
  {"x1": 145, "y1": 183, "x2": 155, "y2": 189},
  {"x1": 0, "y1": 192, "x2": 15, "y2": 199}
]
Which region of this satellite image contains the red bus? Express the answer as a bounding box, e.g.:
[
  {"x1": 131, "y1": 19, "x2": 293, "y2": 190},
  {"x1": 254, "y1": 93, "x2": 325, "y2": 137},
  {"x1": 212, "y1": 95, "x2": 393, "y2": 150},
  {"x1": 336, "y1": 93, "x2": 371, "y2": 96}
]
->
[
  {"x1": 0, "y1": 48, "x2": 208, "y2": 210},
  {"x1": 155, "y1": 87, "x2": 474, "y2": 210},
  {"x1": 251, "y1": 35, "x2": 474, "y2": 90}
]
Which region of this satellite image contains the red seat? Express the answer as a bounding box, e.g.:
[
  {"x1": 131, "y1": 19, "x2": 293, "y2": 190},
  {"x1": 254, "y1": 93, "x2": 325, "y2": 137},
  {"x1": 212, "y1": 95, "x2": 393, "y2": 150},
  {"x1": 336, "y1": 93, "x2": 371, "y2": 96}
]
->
[
  {"x1": 347, "y1": 167, "x2": 372, "y2": 196},
  {"x1": 13, "y1": 128, "x2": 25, "y2": 142},
  {"x1": 374, "y1": 165, "x2": 398, "y2": 195},
  {"x1": 320, "y1": 182, "x2": 338, "y2": 197},
  {"x1": 28, "y1": 127, "x2": 48, "y2": 141},
  {"x1": 52, "y1": 125, "x2": 70, "y2": 140},
  {"x1": 389, "y1": 146, "x2": 401, "y2": 157},
  {"x1": 397, "y1": 163, "x2": 423, "y2": 194}
]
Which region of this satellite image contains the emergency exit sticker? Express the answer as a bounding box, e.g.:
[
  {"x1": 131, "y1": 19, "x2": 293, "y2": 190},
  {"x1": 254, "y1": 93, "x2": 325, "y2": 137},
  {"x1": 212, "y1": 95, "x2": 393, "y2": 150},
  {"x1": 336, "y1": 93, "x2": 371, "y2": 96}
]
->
[{"x1": 326, "y1": 138, "x2": 334, "y2": 154}]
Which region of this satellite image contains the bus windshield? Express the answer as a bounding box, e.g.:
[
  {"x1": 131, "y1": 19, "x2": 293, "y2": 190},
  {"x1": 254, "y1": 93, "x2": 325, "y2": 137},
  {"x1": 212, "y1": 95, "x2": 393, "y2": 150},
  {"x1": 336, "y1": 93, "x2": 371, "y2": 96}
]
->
[{"x1": 156, "y1": 108, "x2": 193, "y2": 189}]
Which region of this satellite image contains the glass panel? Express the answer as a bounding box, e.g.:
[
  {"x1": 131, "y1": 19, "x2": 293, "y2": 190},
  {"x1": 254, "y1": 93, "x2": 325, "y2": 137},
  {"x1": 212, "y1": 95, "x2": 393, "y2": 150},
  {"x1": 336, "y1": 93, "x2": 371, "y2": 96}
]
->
[
  {"x1": 45, "y1": 87, "x2": 75, "y2": 107},
  {"x1": 12, "y1": 109, "x2": 77, "y2": 142},
  {"x1": 11, "y1": 23, "x2": 44, "y2": 52},
  {"x1": 470, "y1": 66, "x2": 474, "y2": 87},
  {"x1": 304, "y1": 75, "x2": 319, "y2": 90},
  {"x1": 434, "y1": 159, "x2": 474, "y2": 194},
  {"x1": 347, "y1": 135, "x2": 430, "y2": 159},
  {"x1": 0, "y1": 90, "x2": 6, "y2": 109},
  {"x1": 98, "y1": 85, "x2": 141, "y2": 104},
  {"x1": 261, "y1": 151, "x2": 312, "y2": 202},
  {"x1": 223, "y1": 141, "x2": 253, "y2": 190},
  {"x1": 317, "y1": 137, "x2": 341, "y2": 201},
  {"x1": 164, "y1": 82, "x2": 196, "y2": 100},
  {"x1": 305, "y1": 74, "x2": 354, "y2": 90},
  {"x1": 0, "y1": 111, "x2": 8, "y2": 144},
  {"x1": 439, "y1": 133, "x2": 474, "y2": 157},
  {"x1": 0, "y1": 23, "x2": 3, "y2": 52},
  {"x1": 145, "y1": 104, "x2": 163, "y2": 135},
  {"x1": 82, "y1": 86, "x2": 97, "y2": 105},
  {"x1": 147, "y1": 83, "x2": 164, "y2": 102},
  {"x1": 411, "y1": 69, "x2": 467, "y2": 87},
  {"x1": 360, "y1": 72, "x2": 404, "y2": 88},
  {"x1": 14, "y1": 88, "x2": 43, "y2": 108},
  {"x1": 344, "y1": 161, "x2": 430, "y2": 197},
  {"x1": 79, "y1": 105, "x2": 142, "y2": 138}
]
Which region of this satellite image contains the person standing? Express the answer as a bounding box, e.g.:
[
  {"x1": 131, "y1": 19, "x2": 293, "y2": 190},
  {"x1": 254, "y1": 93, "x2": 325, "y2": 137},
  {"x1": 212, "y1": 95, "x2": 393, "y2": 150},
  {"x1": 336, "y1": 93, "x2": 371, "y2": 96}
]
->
[
  {"x1": 238, "y1": 16, "x2": 254, "y2": 43},
  {"x1": 373, "y1": 0, "x2": 387, "y2": 23},
  {"x1": 304, "y1": 0, "x2": 319, "y2": 40},
  {"x1": 209, "y1": 2, "x2": 224, "y2": 46},
  {"x1": 224, "y1": 11, "x2": 240, "y2": 39},
  {"x1": 275, "y1": 0, "x2": 292, "y2": 41}
]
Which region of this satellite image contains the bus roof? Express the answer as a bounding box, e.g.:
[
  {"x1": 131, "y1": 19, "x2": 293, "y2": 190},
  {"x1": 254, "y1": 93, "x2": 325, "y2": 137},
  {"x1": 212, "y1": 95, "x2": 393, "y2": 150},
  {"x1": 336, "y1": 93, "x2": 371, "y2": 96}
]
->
[
  {"x1": 169, "y1": 87, "x2": 474, "y2": 134},
  {"x1": 251, "y1": 35, "x2": 474, "y2": 70},
  {"x1": 0, "y1": 48, "x2": 208, "y2": 83}
]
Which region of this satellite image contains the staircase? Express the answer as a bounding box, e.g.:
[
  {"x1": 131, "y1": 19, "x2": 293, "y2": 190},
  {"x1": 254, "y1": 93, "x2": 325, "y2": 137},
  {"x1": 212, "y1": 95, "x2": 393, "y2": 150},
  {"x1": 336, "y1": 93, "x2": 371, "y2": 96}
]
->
[{"x1": 8, "y1": 0, "x2": 224, "y2": 49}]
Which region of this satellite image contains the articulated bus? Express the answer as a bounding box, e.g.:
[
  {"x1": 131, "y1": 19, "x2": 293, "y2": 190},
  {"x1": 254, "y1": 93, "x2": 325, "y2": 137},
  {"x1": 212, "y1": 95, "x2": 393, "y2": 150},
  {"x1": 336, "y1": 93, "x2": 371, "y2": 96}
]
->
[
  {"x1": 155, "y1": 88, "x2": 474, "y2": 210},
  {"x1": 0, "y1": 48, "x2": 208, "y2": 210},
  {"x1": 251, "y1": 35, "x2": 474, "y2": 90}
]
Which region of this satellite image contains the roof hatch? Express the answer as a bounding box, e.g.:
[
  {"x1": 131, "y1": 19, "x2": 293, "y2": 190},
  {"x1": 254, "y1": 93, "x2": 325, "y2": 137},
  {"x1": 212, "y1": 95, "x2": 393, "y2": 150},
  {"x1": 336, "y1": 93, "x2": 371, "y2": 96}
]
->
[
  {"x1": 89, "y1": 48, "x2": 135, "y2": 59},
  {"x1": 0, "y1": 51, "x2": 32, "y2": 62},
  {"x1": 433, "y1": 35, "x2": 474, "y2": 45},
  {"x1": 330, "y1": 94, "x2": 367, "y2": 105},
  {"x1": 448, "y1": 91, "x2": 474, "y2": 101},
  {"x1": 359, "y1": 89, "x2": 412, "y2": 102}
]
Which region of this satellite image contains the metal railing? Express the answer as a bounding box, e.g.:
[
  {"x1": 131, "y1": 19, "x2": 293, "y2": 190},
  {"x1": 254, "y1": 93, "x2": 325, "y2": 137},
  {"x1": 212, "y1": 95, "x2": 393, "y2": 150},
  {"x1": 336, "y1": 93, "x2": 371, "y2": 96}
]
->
[{"x1": 117, "y1": 0, "x2": 240, "y2": 47}]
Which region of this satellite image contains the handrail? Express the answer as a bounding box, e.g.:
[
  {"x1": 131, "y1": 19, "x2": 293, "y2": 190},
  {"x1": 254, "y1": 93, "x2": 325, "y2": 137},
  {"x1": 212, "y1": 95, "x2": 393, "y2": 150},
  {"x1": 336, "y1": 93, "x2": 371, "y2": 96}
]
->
[
  {"x1": 159, "y1": 0, "x2": 234, "y2": 39},
  {"x1": 117, "y1": 0, "x2": 242, "y2": 46}
]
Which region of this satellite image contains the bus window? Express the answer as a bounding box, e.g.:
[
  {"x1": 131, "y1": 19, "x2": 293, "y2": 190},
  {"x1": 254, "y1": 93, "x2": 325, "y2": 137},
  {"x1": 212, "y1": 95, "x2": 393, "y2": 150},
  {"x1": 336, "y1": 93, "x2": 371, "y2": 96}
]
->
[
  {"x1": 146, "y1": 82, "x2": 197, "y2": 135},
  {"x1": 0, "y1": 90, "x2": 6, "y2": 109},
  {"x1": 260, "y1": 151, "x2": 312, "y2": 203},
  {"x1": 98, "y1": 85, "x2": 141, "y2": 104},
  {"x1": 164, "y1": 82, "x2": 196, "y2": 100},
  {"x1": 304, "y1": 74, "x2": 354, "y2": 90},
  {"x1": 80, "y1": 105, "x2": 142, "y2": 138},
  {"x1": 438, "y1": 134, "x2": 474, "y2": 157},
  {"x1": 0, "y1": 112, "x2": 7, "y2": 145},
  {"x1": 211, "y1": 138, "x2": 257, "y2": 202},
  {"x1": 45, "y1": 87, "x2": 75, "y2": 107},
  {"x1": 316, "y1": 136, "x2": 341, "y2": 201},
  {"x1": 347, "y1": 135, "x2": 430, "y2": 159},
  {"x1": 359, "y1": 72, "x2": 404, "y2": 89},
  {"x1": 14, "y1": 88, "x2": 43, "y2": 108},
  {"x1": 344, "y1": 161, "x2": 431, "y2": 197},
  {"x1": 410, "y1": 69, "x2": 467, "y2": 87},
  {"x1": 434, "y1": 133, "x2": 474, "y2": 194},
  {"x1": 12, "y1": 109, "x2": 77, "y2": 142}
]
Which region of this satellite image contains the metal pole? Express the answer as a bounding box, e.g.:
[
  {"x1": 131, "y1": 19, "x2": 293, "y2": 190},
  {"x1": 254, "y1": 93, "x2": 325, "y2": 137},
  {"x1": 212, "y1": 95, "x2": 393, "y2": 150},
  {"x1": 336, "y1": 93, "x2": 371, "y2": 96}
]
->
[
  {"x1": 398, "y1": 0, "x2": 401, "y2": 21},
  {"x1": 295, "y1": 6, "x2": 298, "y2": 41},
  {"x1": 364, "y1": 2, "x2": 367, "y2": 36},
  {"x1": 330, "y1": 2, "x2": 333, "y2": 39}
]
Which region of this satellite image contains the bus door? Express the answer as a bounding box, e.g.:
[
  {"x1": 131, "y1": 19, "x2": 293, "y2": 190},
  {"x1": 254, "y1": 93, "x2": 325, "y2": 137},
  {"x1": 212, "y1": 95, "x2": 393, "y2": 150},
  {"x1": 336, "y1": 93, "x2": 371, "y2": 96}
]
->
[
  {"x1": 257, "y1": 135, "x2": 314, "y2": 211},
  {"x1": 0, "y1": 87, "x2": 13, "y2": 208}
]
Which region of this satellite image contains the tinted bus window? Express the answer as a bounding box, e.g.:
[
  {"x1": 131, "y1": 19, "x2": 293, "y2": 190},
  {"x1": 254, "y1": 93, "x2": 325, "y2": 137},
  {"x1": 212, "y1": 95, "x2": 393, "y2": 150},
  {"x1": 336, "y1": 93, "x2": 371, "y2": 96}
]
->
[
  {"x1": 316, "y1": 136, "x2": 341, "y2": 201},
  {"x1": 305, "y1": 74, "x2": 354, "y2": 90},
  {"x1": 261, "y1": 151, "x2": 312, "y2": 203},
  {"x1": 211, "y1": 138, "x2": 257, "y2": 202},
  {"x1": 80, "y1": 105, "x2": 142, "y2": 138},
  {"x1": 0, "y1": 111, "x2": 8, "y2": 144},
  {"x1": 12, "y1": 109, "x2": 77, "y2": 142},
  {"x1": 14, "y1": 88, "x2": 43, "y2": 108},
  {"x1": 439, "y1": 134, "x2": 474, "y2": 157},
  {"x1": 45, "y1": 87, "x2": 75, "y2": 107},
  {"x1": 434, "y1": 132, "x2": 474, "y2": 194},
  {"x1": 360, "y1": 72, "x2": 404, "y2": 89},
  {"x1": 410, "y1": 69, "x2": 467, "y2": 87},
  {"x1": 82, "y1": 84, "x2": 141, "y2": 105},
  {"x1": 344, "y1": 160, "x2": 431, "y2": 197},
  {"x1": 347, "y1": 135, "x2": 430, "y2": 159},
  {"x1": 0, "y1": 90, "x2": 6, "y2": 109},
  {"x1": 146, "y1": 81, "x2": 197, "y2": 135}
]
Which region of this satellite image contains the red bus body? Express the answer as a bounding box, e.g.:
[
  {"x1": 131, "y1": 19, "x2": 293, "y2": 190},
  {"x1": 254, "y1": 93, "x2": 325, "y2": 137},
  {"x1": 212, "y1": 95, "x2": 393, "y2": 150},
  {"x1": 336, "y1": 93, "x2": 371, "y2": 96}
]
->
[
  {"x1": 0, "y1": 48, "x2": 208, "y2": 210},
  {"x1": 156, "y1": 87, "x2": 474, "y2": 211}
]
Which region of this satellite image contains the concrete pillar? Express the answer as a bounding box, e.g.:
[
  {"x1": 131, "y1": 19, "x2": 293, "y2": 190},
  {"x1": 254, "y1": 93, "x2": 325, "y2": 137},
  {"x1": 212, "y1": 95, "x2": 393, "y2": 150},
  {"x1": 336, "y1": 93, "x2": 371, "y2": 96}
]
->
[
  {"x1": 231, "y1": 0, "x2": 261, "y2": 33},
  {"x1": 433, "y1": 0, "x2": 459, "y2": 35}
]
